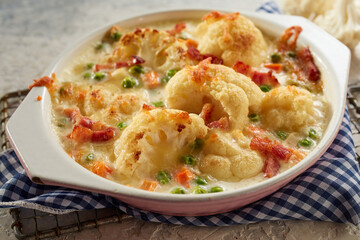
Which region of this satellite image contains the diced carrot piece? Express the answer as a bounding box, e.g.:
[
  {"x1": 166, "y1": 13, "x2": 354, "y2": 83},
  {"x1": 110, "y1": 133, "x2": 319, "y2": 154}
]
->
[
  {"x1": 91, "y1": 161, "x2": 113, "y2": 178},
  {"x1": 143, "y1": 71, "x2": 160, "y2": 89},
  {"x1": 36, "y1": 96, "x2": 42, "y2": 101},
  {"x1": 140, "y1": 180, "x2": 159, "y2": 191},
  {"x1": 264, "y1": 63, "x2": 282, "y2": 73},
  {"x1": 175, "y1": 167, "x2": 194, "y2": 188}
]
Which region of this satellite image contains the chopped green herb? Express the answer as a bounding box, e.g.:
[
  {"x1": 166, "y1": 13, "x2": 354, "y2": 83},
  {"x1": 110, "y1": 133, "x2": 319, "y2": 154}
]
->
[
  {"x1": 93, "y1": 72, "x2": 106, "y2": 81},
  {"x1": 192, "y1": 186, "x2": 207, "y2": 194},
  {"x1": 298, "y1": 138, "x2": 313, "y2": 148},
  {"x1": 271, "y1": 53, "x2": 281, "y2": 63},
  {"x1": 85, "y1": 153, "x2": 95, "y2": 161},
  {"x1": 190, "y1": 138, "x2": 204, "y2": 150},
  {"x1": 276, "y1": 131, "x2": 288, "y2": 140},
  {"x1": 260, "y1": 84, "x2": 271, "y2": 92},
  {"x1": 249, "y1": 113, "x2": 260, "y2": 122},
  {"x1": 181, "y1": 155, "x2": 196, "y2": 166},
  {"x1": 209, "y1": 186, "x2": 223, "y2": 193},
  {"x1": 117, "y1": 122, "x2": 128, "y2": 129},
  {"x1": 111, "y1": 31, "x2": 122, "y2": 41},
  {"x1": 308, "y1": 128, "x2": 317, "y2": 140},
  {"x1": 86, "y1": 63, "x2": 94, "y2": 69},
  {"x1": 122, "y1": 76, "x2": 137, "y2": 88},
  {"x1": 129, "y1": 65, "x2": 144, "y2": 75},
  {"x1": 95, "y1": 42, "x2": 105, "y2": 50},
  {"x1": 195, "y1": 177, "x2": 207, "y2": 185},
  {"x1": 167, "y1": 69, "x2": 178, "y2": 78},
  {"x1": 156, "y1": 170, "x2": 171, "y2": 184},
  {"x1": 83, "y1": 72, "x2": 92, "y2": 79},
  {"x1": 171, "y1": 187, "x2": 186, "y2": 194},
  {"x1": 161, "y1": 77, "x2": 170, "y2": 84},
  {"x1": 56, "y1": 118, "x2": 67, "y2": 127},
  {"x1": 288, "y1": 51, "x2": 297, "y2": 58},
  {"x1": 152, "y1": 101, "x2": 164, "y2": 107}
]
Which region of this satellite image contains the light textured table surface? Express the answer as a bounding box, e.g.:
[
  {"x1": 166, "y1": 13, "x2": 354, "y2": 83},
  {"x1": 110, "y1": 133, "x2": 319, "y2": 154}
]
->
[{"x1": 1, "y1": 0, "x2": 360, "y2": 239}]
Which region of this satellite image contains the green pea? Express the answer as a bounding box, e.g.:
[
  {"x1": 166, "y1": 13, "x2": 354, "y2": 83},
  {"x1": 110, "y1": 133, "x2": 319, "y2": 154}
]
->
[
  {"x1": 260, "y1": 85, "x2": 271, "y2": 92},
  {"x1": 156, "y1": 170, "x2": 171, "y2": 184},
  {"x1": 95, "y1": 42, "x2": 105, "y2": 50},
  {"x1": 86, "y1": 63, "x2": 94, "y2": 69},
  {"x1": 129, "y1": 65, "x2": 144, "y2": 75},
  {"x1": 271, "y1": 53, "x2": 281, "y2": 63},
  {"x1": 83, "y1": 72, "x2": 92, "y2": 79},
  {"x1": 171, "y1": 188, "x2": 186, "y2": 194},
  {"x1": 161, "y1": 77, "x2": 170, "y2": 84},
  {"x1": 309, "y1": 128, "x2": 317, "y2": 140},
  {"x1": 85, "y1": 153, "x2": 95, "y2": 161},
  {"x1": 111, "y1": 31, "x2": 122, "y2": 41},
  {"x1": 117, "y1": 122, "x2": 127, "y2": 129},
  {"x1": 276, "y1": 131, "x2": 288, "y2": 140},
  {"x1": 194, "y1": 177, "x2": 207, "y2": 185},
  {"x1": 152, "y1": 101, "x2": 164, "y2": 107},
  {"x1": 249, "y1": 113, "x2": 260, "y2": 122},
  {"x1": 93, "y1": 72, "x2": 106, "y2": 81},
  {"x1": 298, "y1": 138, "x2": 313, "y2": 148},
  {"x1": 122, "y1": 76, "x2": 137, "y2": 88},
  {"x1": 167, "y1": 69, "x2": 178, "y2": 78},
  {"x1": 192, "y1": 186, "x2": 207, "y2": 194},
  {"x1": 287, "y1": 51, "x2": 297, "y2": 58},
  {"x1": 190, "y1": 138, "x2": 204, "y2": 150},
  {"x1": 56, "y1": 118, "x2": 67, "y2": 127},
  {"x1": 209, "y1": 186, "x2": 223, "y2": 193},
  {"x1": 181, "y1": 155, "x2": 196, "y2": 166}
]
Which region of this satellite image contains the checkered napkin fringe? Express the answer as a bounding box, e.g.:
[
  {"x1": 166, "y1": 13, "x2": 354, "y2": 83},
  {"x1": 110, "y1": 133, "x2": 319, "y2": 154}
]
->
[{"x1": 1, "y1": 2, "x2": 360, "y2": 226}]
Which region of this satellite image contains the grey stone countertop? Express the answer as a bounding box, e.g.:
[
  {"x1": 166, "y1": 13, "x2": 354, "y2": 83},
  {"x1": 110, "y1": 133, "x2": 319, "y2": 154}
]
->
[{"x1": 1, "y1": 0, "x2": 360, "y2": 239}]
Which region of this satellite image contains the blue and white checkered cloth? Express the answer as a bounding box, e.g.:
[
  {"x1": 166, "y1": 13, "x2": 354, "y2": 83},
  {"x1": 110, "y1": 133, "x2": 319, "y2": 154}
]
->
[{"x1": 1, "y1": 2, "x2": 360, "y2": 226}]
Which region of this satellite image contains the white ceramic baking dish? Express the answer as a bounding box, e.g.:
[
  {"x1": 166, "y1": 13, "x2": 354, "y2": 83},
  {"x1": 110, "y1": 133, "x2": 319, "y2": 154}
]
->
[{"x1": 6, "y1": 10, "x2": 350, "y2": 216}]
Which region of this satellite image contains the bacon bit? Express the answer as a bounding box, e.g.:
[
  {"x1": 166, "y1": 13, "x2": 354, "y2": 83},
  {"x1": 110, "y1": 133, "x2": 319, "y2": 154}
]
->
[
  {"x1": 29, "y1": 76, "x2": 54, "y2": 90},
  {"x1": 78, "y1": 117, "x2": 94, "y2": 129},
  {"x1": 36, "y1": 96, "x2": 42, "y2": 101},
  {"x1": 142, "y1": 104, "x2": 156, "y2": 111},
  {"x1": 143, "y1": 71, "x2": 160, "y2": 89},
  {"x1": 140, "y1": 180, "x2": 159, "y2": 191},
  {"x1": 278, "y1": 26, "x2": 303, "y2": 52},
  {"x1": 264, "y1": 156, "x2": 280, "y2": 178},
  {"x1": 246, "y1": 125, "x2": 266, "y2": 136},
  {"x1": 187, "y1": 46, "x2": 223, "y2": 64},
  {"x1": 91, "y1": 128, "x2": 116, "y2": 142},
  {"x1": 297, "y1": 47, "x2": 321, "y2": 82},
  {"x1": 264, "y1": 63, "x2": 282, "y2": 73},
  {"x1": 233, "y1": 61, "x2": 279, "y2": 87},
  {"x1": 64, "y1": 108, "x2": 81, "y2": 122},
  {"x1": 91, "y1": 161, "x2": 113, "y2": 178},
  {"x1": 207, "y1": 117, "x2": 230, "y2": 130},
  {"x1": 95, "y1": 55, "x2": 145, "y2": 72},
  {"x1": 167, "y1": 22, "x2": 186, "y2": 36},
  {"x1": 250, "y1": 136, "x2": 293, "y2": 162},
  {"x1": 175, "y1": 167, "x2": 194, "y2": 188},
  {"x1": 199, "y1": 103, "x2": 214, "y2": 125},
  {"x1": 135, "y1": 132, "x2": 145, "y2": 141}
]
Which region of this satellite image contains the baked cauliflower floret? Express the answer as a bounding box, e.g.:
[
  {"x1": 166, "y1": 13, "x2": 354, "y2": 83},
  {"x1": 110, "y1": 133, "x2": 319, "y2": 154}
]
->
[
  {"x1": 199, "y1": 131, "x2": 264, "y2": 181},
  {"x1": 165, "y1": 59, "x2": 264, "y2": 129},
  {"x1": 106, "y1": 28, "x2": 195, "y2": 76},
  {"x1": 260, "y1": 86, "x2": 315, "y2": 132},
  {"x1": 195, "y1": 11, "x2": 267, "y2": 67},
  {"x1": 90, "y1": 93, "x2": 144, "y2": 126},
  {"x1": 114, "y1": 108, "x2": 207, "y2": 185}
]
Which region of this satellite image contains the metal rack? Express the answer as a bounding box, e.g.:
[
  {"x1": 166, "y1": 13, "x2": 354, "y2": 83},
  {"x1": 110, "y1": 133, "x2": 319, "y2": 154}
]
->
[{"x1": 1, "y1": 86, "x2": 360, "y2": 239}]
